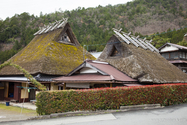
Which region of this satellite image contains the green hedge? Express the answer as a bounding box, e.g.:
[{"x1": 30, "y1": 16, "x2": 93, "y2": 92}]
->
[{"x1": 36, "y1": 84, "x2": 187, "y2": 115}]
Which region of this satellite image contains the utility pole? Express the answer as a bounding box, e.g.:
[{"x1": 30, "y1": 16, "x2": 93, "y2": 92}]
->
[{"x1": 83, "y1": 45, "x2": 86, "y2": 61}]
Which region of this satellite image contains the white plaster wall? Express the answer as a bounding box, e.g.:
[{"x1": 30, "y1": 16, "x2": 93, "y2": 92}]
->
[{"x1": 160, "y1": 46, "x2": 179, "y2": 52}]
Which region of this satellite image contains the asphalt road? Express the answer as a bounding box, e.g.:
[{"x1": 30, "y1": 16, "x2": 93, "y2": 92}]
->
[{"x1": 1, "y1": 103, "x2": 187, "y2": 125}]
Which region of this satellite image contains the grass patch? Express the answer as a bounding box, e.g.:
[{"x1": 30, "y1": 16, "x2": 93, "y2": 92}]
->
[{"x1": 0, "y1": 103, "x2": 37, "y2": 115}]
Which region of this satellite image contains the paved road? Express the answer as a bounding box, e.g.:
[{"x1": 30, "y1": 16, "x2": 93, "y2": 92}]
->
[{"x1": 1, "y1": 103, "x2": 187, "y2": 125}]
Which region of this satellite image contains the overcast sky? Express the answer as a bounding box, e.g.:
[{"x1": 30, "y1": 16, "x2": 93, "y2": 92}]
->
[{"x1": 0, "y1": 0, "x2": 133, "y2": 20}]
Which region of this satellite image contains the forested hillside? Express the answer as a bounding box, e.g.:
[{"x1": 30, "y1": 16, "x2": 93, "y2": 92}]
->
[{"x1": 0, "y1": 0, "x2": 187, "y2": 63}]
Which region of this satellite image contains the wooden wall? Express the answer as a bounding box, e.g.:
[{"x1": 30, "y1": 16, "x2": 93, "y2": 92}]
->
[
  {"x1": 21, "y1": 83, "x2": 29, "y2": 99},
  {"x1": 50, "y1": 83, "x2": 58, "y2": 90}
]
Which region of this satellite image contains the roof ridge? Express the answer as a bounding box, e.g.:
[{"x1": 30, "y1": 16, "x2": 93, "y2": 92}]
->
[
  {"x1": 167, "y1": 43, "x2": 187, "y2": 50},
  {"x1": 34, "y1": 18, "x2": 68, "y2": 36},
  {"x1": 112, "y1": 28, "x2": 159, "y2": 53},
  {"x1": 90, "y1": 60, "x2": 108, "y2": 64}
]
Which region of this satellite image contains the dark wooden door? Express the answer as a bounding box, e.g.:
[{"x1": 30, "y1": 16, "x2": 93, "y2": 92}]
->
[
  {"x1": 29, "y1": 89, "x2": 35, "y2": 100},
  {"x1": 0, "y1": 89, "x2": 4, "y2": 100}
]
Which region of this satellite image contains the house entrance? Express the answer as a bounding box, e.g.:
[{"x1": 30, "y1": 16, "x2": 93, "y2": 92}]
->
[
  {"x1": 8, "y1": 82, "x2": 14, "y2": 98},
  {"x1": 0, "y1": 82, "x2": 4, "y2": 100},
  {"x1": 29, "y1": 89, "x2": 35, "y2": 100}
]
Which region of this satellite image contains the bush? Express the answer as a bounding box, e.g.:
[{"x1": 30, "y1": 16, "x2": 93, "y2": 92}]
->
[{"x1": 36, "y1": 83, "x2": 187, "y2": 115}]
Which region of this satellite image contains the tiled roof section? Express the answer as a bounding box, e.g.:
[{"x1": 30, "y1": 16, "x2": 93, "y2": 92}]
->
[
  {"x1": 53, "y1": 60, "x2": 137, "y2": 83},
  {"x1": 167, "y1": 43, "x2": 187, "y2": 50},
  {"x1": 158, "y1": 43, "x2": 187, "y2": 51},
  {"x1": 169, "y1": 60, "x2": 187, "y2": 64},
  {"x1": 87, "y1": 60, "x2": 137, "y2": 82},
  {"x1": 34, "y1": 74, "x2": 60, "y2": 82},
  {"x1": 113, "y1": 28, "x2": 159, "y2": 53},
  {"x1": 34, "y1": 18, "x2": 68, "y2": 35}
]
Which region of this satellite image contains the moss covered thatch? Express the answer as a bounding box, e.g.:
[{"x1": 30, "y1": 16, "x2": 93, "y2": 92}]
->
[
  {"x1": 0, "y1": 23, "x2": 95, "y2": 75},
  {"x1": 97, "y1": 35, "x2": 187, "y2": 83}
]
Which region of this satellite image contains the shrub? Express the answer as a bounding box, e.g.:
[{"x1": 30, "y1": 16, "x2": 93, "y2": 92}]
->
[{"x1": 36, "y1": 83, "x2": 187, "y2": 115}]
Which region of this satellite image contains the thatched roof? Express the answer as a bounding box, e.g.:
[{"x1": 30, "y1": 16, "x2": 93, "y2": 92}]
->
[
  {"x1": 97, "y1": 29, "x2": 187, "y2": 83},
  {"x1": 0, "y1": 19, "x2": 95, "y2": 76}
]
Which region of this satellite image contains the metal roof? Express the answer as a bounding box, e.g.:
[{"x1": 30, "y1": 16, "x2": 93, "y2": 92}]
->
[
  {"x1": 0, "y1": 74, "x2": 58, "y2": 82},
  {"x1": 0, "y1": 77, "x2": 29, "y2": 81}
]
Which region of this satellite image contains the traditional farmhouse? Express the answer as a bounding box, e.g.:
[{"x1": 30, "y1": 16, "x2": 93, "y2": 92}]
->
[
  {"x1": 0, "y1": 18, "x2": 95, "y2": 102},
  {"x1": 159, "y1": 43, "x2": 187, "y2": 73},
  {"x1": 97, "y1": 28, "x2": 187, "y2": 84},
  {"x1": 53, "y1": 60, "x2": 139, "y2": 89}
]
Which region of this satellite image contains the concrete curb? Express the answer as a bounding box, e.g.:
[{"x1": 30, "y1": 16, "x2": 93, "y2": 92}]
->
[
  {"x1": 120, "y1": 104, "x2": 162, "y2": 110},
  {"x1": 27, "y1": 104, "x2": 164, "y2": 120}
]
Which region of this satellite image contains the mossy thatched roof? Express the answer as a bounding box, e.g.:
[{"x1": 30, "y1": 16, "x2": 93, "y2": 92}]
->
[
  {"x1": 0, "y1": 22, "x2": 95, "y2": 75},
  {"x1": 97, "y1": 34, "x2": 187, "y2": 83}
]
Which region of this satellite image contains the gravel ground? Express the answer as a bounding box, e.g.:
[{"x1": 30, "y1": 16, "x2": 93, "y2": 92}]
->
[{"x1": 0, "y1": 109, "x2": 36, "y2": 122}]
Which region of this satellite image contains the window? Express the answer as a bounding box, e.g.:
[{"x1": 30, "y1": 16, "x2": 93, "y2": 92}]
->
[
  {"x1": 180, "y1": 52, "x2": 183, "y2": 58},
  {"x1": 183, "y1": 52, "x2": 186, "y2": 59},
  {"x1": 43, "y1": 84, "x2": 50, "y2": 91},
  {"x1": 58, "y1": 86, "x2": 63, "y2": 90},
  {"x1": 162, "y1": 53, "x2": 169, "y2": 59},
  {"x1": 59, "y1": 33, "x2": 71, "y2": 43},
  {"x1": 110, "y1": 46, "x2": 120, "y2": 57},
  {"x1": 0, "y1": 82, "x2": 4, "y2": 87},
  {"x1": 58, "y1": 29, "x2": 75, "y2": 45},
  {"x1": 170, "y1": 52, "x2": 178, "y2": 59}
]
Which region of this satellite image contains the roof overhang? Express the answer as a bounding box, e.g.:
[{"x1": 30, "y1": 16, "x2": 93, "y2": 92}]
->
[
  {"x1": 169, "y1": 60, "x2": 187, "y2": 64},
  {"x1": 0, "y1": 77, "x2": 29, "y2": 82},
  {"x1": 123, "y1": 83, "x2": 143, "y2": 86}
]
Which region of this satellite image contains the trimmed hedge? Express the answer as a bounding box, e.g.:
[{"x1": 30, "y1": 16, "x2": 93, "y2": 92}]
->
[{"x1": 36, "y1": 84, "x2": 187, "y2": 115}]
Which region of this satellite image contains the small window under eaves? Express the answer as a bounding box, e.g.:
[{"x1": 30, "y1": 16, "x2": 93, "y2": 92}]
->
[
  {"x1": 58, "y1": 29, "x2": 75, "y2": 45},
  {"x1": 59, "y1": 33, "x2": 71, "y2": 43},
  {"x1": 110, "y1": 46, "x2": 120, "y2": 57}
]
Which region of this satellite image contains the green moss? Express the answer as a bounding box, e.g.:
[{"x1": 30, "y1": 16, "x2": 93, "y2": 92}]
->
[{"x1": 6, "y1": 27, "x2": 95, "y2": 75}]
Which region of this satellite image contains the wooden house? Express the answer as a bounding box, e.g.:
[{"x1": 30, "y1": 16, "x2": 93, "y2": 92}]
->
[
  {"x1": 184, "y1": 33, "x2": 187, "y2": 41},
  {"x1": 159, "y1": 43, "x2": 187, "y2": 73},
  {"x1": 97, "y1": 28, "x2": 187, "y2": 84},
  {"x1": 53, "y1": 60, "x2": 139, "y2": 89},
  {"x1": 0, "y1": 18, "x2": 95, "y2": 102}
]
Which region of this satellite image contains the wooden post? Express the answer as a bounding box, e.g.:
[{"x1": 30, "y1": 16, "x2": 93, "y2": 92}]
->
[
  {"x1": 63, "y1": 83, "x2": 66, "y2": 90},
  {"x1": 110, "y1": 83, "x2": 112, "y2": 88}
]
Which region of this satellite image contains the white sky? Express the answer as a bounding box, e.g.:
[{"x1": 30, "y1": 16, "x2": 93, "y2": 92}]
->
[{"x1": 0, "y1": 0, "x2": 133, "y2": 20}]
